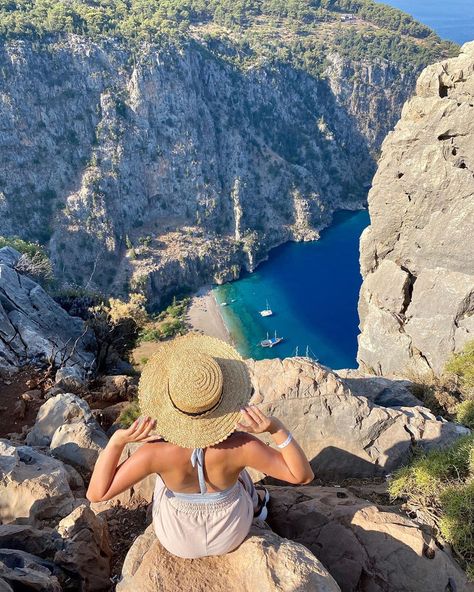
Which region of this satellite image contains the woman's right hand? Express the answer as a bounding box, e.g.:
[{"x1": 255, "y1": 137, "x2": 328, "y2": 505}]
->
[{"x1": 236, "y1": 405, "x2": 283, "y2": 435}]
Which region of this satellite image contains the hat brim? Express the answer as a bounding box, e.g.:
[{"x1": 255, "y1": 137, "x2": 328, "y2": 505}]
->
[{"x1": 138, "y1": 334, "x2": 252, "y2": 448}]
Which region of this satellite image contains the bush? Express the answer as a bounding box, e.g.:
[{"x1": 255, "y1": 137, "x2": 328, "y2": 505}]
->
[
  {"x1": 389, "y1": 434, "x2": 474, "y2": 579},
  {"x1": 118, "y1": 399, "x2": 141, "y2": 427},
  {"x1": 456, "y1": 400, "x2": 474, "y2": 430},
  {"x1": 446, "y1": 340, "x2": 474, "y2": 395}
]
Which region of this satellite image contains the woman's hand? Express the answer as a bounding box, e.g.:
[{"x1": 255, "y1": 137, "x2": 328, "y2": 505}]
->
[
  {"x1": 110, "y1": 416, "x2": 160, "y2": 447},
  {"x1": 236, "y1": 405, "x2": 283, "y2": 435}
]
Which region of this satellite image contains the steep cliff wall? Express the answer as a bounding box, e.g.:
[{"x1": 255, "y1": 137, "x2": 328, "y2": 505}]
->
[
  {"x1": 358, "y1": 42, "x2": 474, "y2": 376},
  {"x1": 0, "y1": 36, "x2": 431, "y2": 304}
]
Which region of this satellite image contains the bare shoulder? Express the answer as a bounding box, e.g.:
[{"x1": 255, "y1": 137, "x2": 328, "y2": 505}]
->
[{"x1": 132, "y1": 440, "x2": 180, "y2": 471}]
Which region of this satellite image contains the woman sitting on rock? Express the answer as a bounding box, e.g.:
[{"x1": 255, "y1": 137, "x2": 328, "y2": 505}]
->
[{"x1": 87, "y1": 334, "x2": 313, "y2": 559}]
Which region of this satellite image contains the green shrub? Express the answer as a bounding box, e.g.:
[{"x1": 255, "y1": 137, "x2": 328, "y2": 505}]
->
[
  {"x1": 389, "y1": 435, "x2": 474, "y2": 579},
  {"x1": 118, "y1": 399, "x2": 141, "y2": 427},
  {"x1": 446, "y1": 340, "x2": 474, "y2": 395},
  {"x1": 0, "y1": 235, "x2": 48, "y2": 261},
  {"x1": 456, "y1": 400, "x2": 474, "y2": 430},
  {"x1": 439, "y1": 481, "x2": 474, "y2": 559}
]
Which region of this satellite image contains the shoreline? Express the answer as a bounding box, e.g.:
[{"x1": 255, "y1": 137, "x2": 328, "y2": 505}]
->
[{"x1": 186, "y1": 285, "x2": 232, "y2": 344}]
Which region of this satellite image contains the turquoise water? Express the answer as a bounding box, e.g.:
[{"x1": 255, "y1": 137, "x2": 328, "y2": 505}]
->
[
  {"x1": 214, "y1": 210, "x2": 370, "y2": 368},
  {"x1": 380, "y1": 0, "x2": 473, "y2": 44}
]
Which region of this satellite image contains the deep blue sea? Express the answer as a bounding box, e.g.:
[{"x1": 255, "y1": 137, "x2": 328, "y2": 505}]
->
[
  {"x1": 381, "y1": 0, "x2": 473, "y2": 45},
  {"x1": 214, "y1": 210, "x2": 370, "y2": 368},
  {"x1": 212, "y1": 2, "x2": 469, "y2": 368}
]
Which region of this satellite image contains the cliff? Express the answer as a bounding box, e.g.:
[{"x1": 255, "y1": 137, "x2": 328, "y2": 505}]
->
[
  {"x1": 358, "y1": 42, "x2": 474, "y2": 376},
  {"x1": 0, "y1": 29, "x2": 447, "y2": 305}
]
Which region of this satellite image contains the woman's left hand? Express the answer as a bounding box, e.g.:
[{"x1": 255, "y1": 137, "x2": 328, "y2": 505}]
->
[{"x1": 110, "y1": 416, "x2": 159, "y2": 447}]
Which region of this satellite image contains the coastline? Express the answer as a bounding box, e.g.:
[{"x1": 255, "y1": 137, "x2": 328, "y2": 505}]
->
[{"x1": 186, "y1": 285, "x2": 232, "y2": 344}]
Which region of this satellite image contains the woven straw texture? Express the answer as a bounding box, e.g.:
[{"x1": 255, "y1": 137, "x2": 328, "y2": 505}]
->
[{"x1": 138, "y1": 333, "x2": 252, "y2": 448}]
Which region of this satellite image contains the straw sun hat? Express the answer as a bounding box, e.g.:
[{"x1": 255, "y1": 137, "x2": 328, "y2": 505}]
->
[{"x1": 138, "y1": 333, "x2": 253, "y2": 448}]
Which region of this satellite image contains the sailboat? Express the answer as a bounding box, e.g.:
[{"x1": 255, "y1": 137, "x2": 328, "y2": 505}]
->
[
  {"x1": 260, "y1": 330, "x2": 283, "y2": 348},
  {"x1": 259, "y1": 300, "x2": 273, "y2": 317}
]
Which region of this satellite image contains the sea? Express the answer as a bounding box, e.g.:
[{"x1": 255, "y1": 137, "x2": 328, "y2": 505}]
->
[{"x1": 213, "y1": 2, "x2": 471, "y2": 368}]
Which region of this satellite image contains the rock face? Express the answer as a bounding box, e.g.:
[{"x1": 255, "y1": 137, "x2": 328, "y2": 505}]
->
[
  {"x1": 26, "y1": 393, "x2": 108, "y2": 475},
  {"x1": 0, "y1": 35, "x2": 426, "y2": 306},
  {"x1": 0, "y1": 440, "x2": 75, "y2": 526},
  {"x1": 116, "y1": 523, "x2": 341, "y2": 592},
  {"x1": 248, "y1": 358, "x2": 469, "y2": 479},
  {"x1": 358, "y1": 42, "x2": 474, "y2": 376},
  {"x1": 267, "y1": 486, "x2": 474, "y2": 592},
  {"x1": 0, "y1": 247, "x2": 95, "y2": 374}
]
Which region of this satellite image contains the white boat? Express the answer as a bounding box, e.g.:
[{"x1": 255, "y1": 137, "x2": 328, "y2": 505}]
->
[
  {"x1": 259, "y1": 300, "x2": 273, "y2": 317},
  {"x1": 220, "y1": 302, "x2": 228, "y2": 306},
  {"x1": 260, "y1": 330, "x2": 283, "y2": 348}
]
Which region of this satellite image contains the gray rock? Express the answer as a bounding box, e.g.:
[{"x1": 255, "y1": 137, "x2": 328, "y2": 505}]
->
[
  {"x1": 248, "y1": 357, "x2": 469, "y2": 479},
  {"x1": 0, "y1": 249, "x2": 95, "y2": 374},
  {"x1": 26, "y1": 393, "x2": 93, "y2": 447},
  {"x1": 0, "y1": 247, "x2": 20, "y2": 268},
  {"x1": 54, "y1": 504, "x2": 112, "y2": 591},
  {"x1": 0, "y1": 440, "x2": 75, "y2": 526},
  {"x1": 54, "y1": 366, "x2": 86, "y2": 393},
  {"x1": 50, "y1": 420, "x2": 108, "y2": 475},
  {"x1": 267, "y1": 485, "x2": 473, "y2": 592},
  {"x1": 116, "y1": 523, "x2": 340, "y2": 592},
  {"x1": 358, "y1": 42, "x2": 474, "y2": 376},
  {"x1": 0, "y1": 550, "x2": 63, "y2": 592}
]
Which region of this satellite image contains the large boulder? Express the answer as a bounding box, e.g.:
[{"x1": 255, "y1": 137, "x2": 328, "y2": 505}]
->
[
  {"x1": 50, "y1": 420, "x2": 108, "y2": 475},
  {"x1": 267, "y1": 485, "x2": 474, "y2": 592},
  {"x1": 0, "y1": 440, "x2": 75, "y2": 526},
  {"x1": 54, "y1": 504, "x2": 112, "y2": 591},
  {"x1": 116, "y1": 523, "x2": 340, "y2": 592},
  {"x1": 26, "y1": 392, "x2": 94, "y2": 447},
  {"x1": 0, "y1": 246, "x2": 95, "y2": 375},
  {"x1": 357, "y1": 42, "x2": 474, "y2": 376},
  {"x1": 248, "y1": 358, "x2": 469, "y2": 479}
]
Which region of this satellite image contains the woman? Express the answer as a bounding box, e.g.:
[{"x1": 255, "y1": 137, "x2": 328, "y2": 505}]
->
[{"x1": 87, "y1": 334, "x2": 313, "y2": 559}]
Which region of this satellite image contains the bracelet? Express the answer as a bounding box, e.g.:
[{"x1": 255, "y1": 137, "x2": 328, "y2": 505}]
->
[{"x1": 276, "y1": 432, "x2": 293, "y2": 449}]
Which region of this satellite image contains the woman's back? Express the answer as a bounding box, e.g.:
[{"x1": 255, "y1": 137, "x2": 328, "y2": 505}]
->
[{"x1": 149, "y1": 432, "x2": 249, "y2": 494}]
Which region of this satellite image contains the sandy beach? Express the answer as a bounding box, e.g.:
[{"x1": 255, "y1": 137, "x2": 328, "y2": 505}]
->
[{"x1": 186, "y1": 285, "x2": 232, "y2": 343}]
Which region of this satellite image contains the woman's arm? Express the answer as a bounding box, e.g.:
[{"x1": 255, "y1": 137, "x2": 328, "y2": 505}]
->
[
  {"x1": 86, "y1": 416, "x2": 159, "y2": 503},
  {"x1": 237, "y1": 406, "x2": 314, "y2": 485}
]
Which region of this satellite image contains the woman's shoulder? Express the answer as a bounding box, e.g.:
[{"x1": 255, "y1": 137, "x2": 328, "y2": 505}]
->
[{"x1": 213, "y1": 431, "x2": 260, "y2": 450}]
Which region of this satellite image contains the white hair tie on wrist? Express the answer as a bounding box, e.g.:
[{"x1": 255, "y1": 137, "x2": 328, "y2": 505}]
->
[{"x1": 277, "y1": 432, "x2": 293, "y2": 449}]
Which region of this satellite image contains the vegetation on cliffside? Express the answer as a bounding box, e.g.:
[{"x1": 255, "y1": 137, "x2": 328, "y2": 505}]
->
[
  {"x1": 0, "y1": 0, "x2": 457, "y2": 74},
  {"x1": 389, "y1": 434, "x2": 474, "y2": 581}
]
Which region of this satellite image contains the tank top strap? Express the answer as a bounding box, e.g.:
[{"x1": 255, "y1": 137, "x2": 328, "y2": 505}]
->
[{"x1": 190, "y1": 448, "x2": 207, "y2": 494}]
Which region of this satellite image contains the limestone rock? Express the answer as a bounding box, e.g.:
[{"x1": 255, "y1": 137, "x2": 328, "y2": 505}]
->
[
  {"x1": 0, "y1": 247, "x2": 95, "y2": 375},
  {"x1": 54, "y1": 504, "x2": 112, "y2": 591},
  {"x1": 0, "y1": 440, "x2": 75, "y2": 526},
  {"x1": 54, "y1": 366, "x2": 86, "y2": 393},
  {"x1": 116, "y1": 523, "x2": 341, "y2": 592},
  {"x1": 50, "y1": 420, "x2": 108, "y2": 475},
  {"x1": 0, "y1": 524, "x2": 62, "y2": 558},
  {"x1": 248, "y1": 358, "x2": 469, "y2": 479},
  {"x1": 358, "y1": 42, "x2": 474, "y2": 376},
  {"x1": 0, "y1": 550, "x2": 63, "y2": 592},
  {"x1": 267, "y1": 485, "x2": 473, "y2": 592},
  {"x1": 26, "y1": 392, "x2": 94, "y2": 447}
]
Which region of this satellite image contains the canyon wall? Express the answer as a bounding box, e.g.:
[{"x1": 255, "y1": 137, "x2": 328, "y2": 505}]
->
[
  {"x1": 358, "y1": 42, "x2": 474, "y2": 376},
  {"x1": 0, "y1": 35, "x2": 418, "y2": 305}
]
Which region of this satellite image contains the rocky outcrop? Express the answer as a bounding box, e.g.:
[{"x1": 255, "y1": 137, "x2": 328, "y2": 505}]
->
[
  {"x1": 116, "y1": 523, "x2": 341, "y2": 592},
  {"x1": 0, "y1": 439, "x2": 75, "y2": 526},
  {"x1": 26, "y1": 393, "x2": 108, "y2": 476},
  {"x1": 358, "y1": 42, "x2": 474, "y2": 376},
  {"x1": 267, "y1": 485, "x2": 474, "y2": 592},
  {"x1": 0, "y1": 247, "x2": 95, "y2": 375},
  {"x1": 0, "y1": 35, "x2": 428, "y2": 305},
  {"x1": 248, "y1": 357, "x2": 469, "y2": 479}
]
